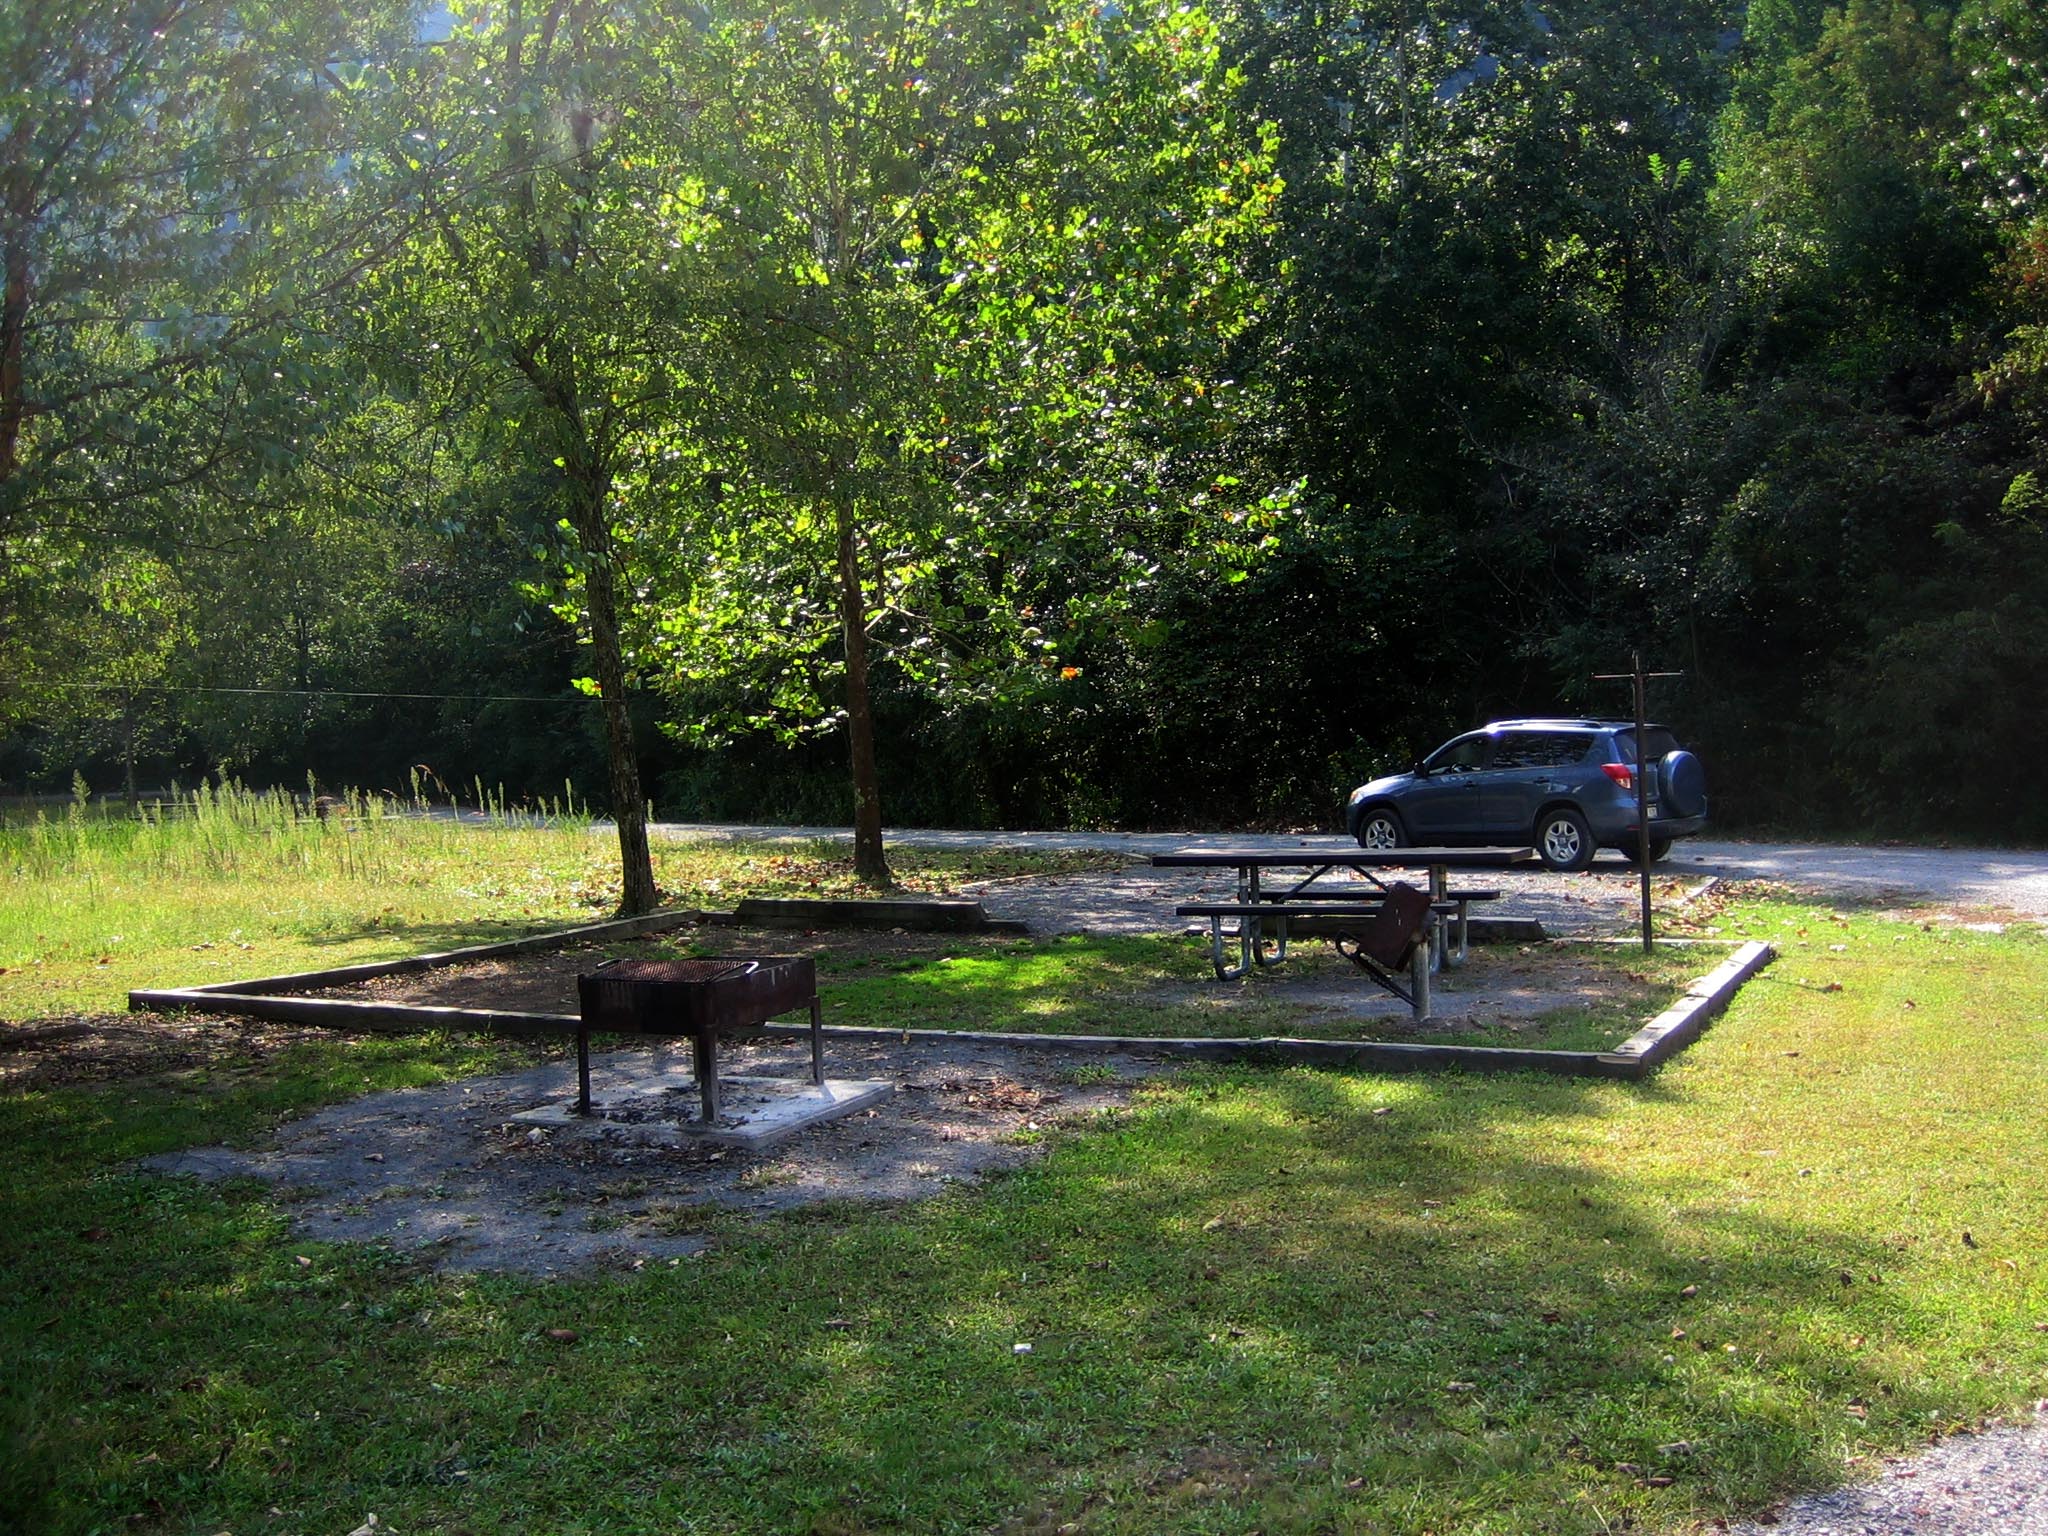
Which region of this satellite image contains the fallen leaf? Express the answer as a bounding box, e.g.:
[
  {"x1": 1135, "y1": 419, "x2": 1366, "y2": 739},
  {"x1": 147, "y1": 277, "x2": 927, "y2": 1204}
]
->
[
  {"x1": 1680, "y1": 1284, "x2": 1698, "y2": 1299},
  {"x1": 1444, "y1": 1381, "x2": 1475, "y2": 1393},
  {"x1": 1820, "y1": 981, "x2": 1843, "y2": 993}
]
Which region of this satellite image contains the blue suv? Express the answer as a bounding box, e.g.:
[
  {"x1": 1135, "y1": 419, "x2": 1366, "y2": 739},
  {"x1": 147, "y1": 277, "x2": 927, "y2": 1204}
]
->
[{"x1": 1344, "y1": 719, "x2": 1709, "y2": 871}]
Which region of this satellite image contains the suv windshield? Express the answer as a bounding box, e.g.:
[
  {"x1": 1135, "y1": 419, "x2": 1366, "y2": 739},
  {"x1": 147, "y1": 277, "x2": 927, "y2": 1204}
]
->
[{"x1": 1424, "y1": 735, "x2": 1489, "y2": 773}]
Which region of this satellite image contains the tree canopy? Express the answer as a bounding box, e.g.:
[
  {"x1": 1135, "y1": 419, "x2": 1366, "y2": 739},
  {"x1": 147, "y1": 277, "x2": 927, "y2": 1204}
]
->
[{"x1": 10, "y1": 0, "x2": 2048, "y2": 848}]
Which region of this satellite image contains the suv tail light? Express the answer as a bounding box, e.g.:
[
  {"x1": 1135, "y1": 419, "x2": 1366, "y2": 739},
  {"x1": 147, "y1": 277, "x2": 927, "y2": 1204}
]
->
[{"x1": 1601, "y1": 763, "x2": 1635, "y2": 791}]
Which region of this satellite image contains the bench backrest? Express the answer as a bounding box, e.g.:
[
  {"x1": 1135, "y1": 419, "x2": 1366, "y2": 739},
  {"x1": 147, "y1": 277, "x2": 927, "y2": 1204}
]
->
[{"x1": 1354, "y1": 881, "x2": 1433, "y2": 968}]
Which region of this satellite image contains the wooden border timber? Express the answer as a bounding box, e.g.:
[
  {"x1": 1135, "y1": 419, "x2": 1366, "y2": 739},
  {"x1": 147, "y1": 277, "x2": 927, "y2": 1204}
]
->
[{"x1": 127, "y1": 915, "x2": 1773, "y2": 1084}]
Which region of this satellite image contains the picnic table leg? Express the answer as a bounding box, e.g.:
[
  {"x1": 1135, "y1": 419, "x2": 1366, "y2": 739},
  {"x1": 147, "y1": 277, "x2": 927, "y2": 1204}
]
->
[
  {"x1": 1449, "y1": 899, "x2": 1471, "y2": 967},
  {"x1": 1426, "y1": 864, "x2": 1450, "y2": 972},
  {"x1": 1208, "y1": 916, "x2": 1235, "y2": 980},
  {"x1": 1410, "y1": 919, "x2": 1434, "y2": 1022},
  {"x1": 1241, "y1": 866, "x2": 1260, "y2": 975}
]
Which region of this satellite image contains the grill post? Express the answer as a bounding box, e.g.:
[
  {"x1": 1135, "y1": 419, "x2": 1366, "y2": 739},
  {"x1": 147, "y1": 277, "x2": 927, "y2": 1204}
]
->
[
  {"x1": 577, "y1": 1020, "x2": 592, "y2": 1115},
  {"x1": 691, "y1": 1030, "x2": 721, "y2": 1122},
  {"x1": 809, "y1": 995, "x2": 824, "y2": 1087}
]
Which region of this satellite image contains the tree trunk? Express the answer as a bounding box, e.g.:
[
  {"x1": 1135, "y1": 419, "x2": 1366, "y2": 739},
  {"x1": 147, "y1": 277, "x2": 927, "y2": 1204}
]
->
[
  {"x1": 122, "y1": 698, "x2": 138, "y2": 805},
  {"x1": 0, "y1": 167, "x2": 30, "y2": 484},
  {"x1": 567, "y1": 473, "x2": 659, "y2": 915},
  {"x1": 835, "y1": 507, "x2": 892, "y2": 887}
]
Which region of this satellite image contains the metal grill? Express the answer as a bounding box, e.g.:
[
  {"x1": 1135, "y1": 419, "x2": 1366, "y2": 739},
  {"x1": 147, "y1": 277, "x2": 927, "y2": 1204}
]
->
[{"x1": 573, "y1": 956, "x2": 822, "y2": 1121}]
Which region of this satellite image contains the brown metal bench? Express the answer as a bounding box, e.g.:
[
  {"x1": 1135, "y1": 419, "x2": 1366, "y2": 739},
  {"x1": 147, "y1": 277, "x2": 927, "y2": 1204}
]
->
[
  {"x1": 1176, "y1": 881, "x2": 1438, "y2": 1017},
  {"x1": 1245, "y1": 884, "x2": 1503, "y2": 967}
]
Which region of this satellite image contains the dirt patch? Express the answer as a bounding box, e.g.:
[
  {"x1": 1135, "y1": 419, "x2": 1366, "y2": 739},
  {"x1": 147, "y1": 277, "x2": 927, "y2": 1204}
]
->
[
  {"x1": 1146, "y1": 941, "x2": 1684, "y2": 1038},
  {"x1": 288, "y1": 924, "x2": 1685, "y2": 1044},
  {"x1": 0, "y1": 1011, "x2": 350, "y2": 1091},
  {"x1": 298, "y1": 927, "x2": 1026, "y2": 1013},
  {"x1": 147, "y1": 1033, "x2": 1166, "y2": 1278}
]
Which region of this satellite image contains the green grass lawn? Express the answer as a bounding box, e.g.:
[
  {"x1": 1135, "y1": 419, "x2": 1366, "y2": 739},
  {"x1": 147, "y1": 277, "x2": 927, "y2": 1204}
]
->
[
  {"x1": 0, "y1": 788, "x2": 1121, "y2": 1019},
  {"x1": 4, "y1": 825, "x2": 2046, "y2": 1533}
]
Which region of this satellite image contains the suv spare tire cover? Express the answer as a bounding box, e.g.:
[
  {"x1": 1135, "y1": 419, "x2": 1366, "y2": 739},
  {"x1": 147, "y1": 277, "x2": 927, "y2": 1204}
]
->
[{"x1": 1658, "y1": 751, "x2": 1707, "y2": 818}]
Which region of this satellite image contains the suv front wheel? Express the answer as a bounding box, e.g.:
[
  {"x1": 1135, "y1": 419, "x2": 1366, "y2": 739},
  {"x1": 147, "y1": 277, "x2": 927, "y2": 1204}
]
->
[
  {"x1": 1534, "y1": 807, "x2": 1595, "y2": 872},
  {"x1": 1355, "y1": 807, "x2": 1407, "y2": 851}
]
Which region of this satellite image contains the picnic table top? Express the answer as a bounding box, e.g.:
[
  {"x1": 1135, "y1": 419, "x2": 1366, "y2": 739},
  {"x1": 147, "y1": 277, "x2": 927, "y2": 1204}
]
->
[{"x1": 1149, "y1": 846, "x2": 1537, "y2": 870}]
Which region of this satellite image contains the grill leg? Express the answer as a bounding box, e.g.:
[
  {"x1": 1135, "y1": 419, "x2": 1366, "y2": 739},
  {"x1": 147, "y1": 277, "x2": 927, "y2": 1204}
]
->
[
  {"x1": 577, "y1": 1022, "x2": 592, "y2": 1116},
  {"x1": 692, "y1": 1030, "x2": 721, "y2": 1123},
  {"x1": 809, "y1": 995, "x2": 824, "y2": 1087}
]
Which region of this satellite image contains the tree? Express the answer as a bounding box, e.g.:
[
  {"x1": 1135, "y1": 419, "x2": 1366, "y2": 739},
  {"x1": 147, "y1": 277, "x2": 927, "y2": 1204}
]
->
[
  {"x1": 0, "y1": 0, "x2": 416, "y2": 714},
  {"x1": 359, "y1": 0, "x2": 728, "y2": 913},
  {"x1": 628, "y1": 0, "x2": 1283, "y2": 881}
]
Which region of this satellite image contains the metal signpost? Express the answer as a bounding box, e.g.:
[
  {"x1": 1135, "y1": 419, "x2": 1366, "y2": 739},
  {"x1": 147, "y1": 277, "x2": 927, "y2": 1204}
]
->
[{"x1": 1594, "y1": 653, "x2": 1682, "y2": 952}]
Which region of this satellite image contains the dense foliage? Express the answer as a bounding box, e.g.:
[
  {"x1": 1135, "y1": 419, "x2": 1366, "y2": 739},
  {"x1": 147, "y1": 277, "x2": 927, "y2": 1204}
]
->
[{"x1": 5, "y1": 0, "x2": 2045, "y2": 845}]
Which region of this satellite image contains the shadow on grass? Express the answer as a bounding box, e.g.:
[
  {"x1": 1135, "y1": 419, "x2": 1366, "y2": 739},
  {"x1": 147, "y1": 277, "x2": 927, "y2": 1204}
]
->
[{"x1": 2, "y1": 1035, "x2": 2016, "y2": 1536}]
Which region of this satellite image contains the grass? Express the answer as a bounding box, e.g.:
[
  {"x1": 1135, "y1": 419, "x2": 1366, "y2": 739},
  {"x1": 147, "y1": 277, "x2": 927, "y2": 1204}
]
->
[
  {"x1": 775, "y1": 934, "x2": 1706, "y2": 1049},
  {"x1": 4, "y1": 890, "x2": 2047, "y2": 1533},
  {"x1": 0, "y1": 781, "x2": 1124, "y2": 1020}
]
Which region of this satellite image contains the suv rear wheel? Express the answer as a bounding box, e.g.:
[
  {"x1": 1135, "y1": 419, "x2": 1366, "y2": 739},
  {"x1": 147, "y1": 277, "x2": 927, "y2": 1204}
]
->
[{"x1": 1535, "y1": 807, "x2": 1595, "y2": 872}]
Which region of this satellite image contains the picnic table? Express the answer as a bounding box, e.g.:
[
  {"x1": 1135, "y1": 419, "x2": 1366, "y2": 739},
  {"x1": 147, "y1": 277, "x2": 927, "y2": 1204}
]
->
[{"x1": 1150, "y1": 846, "x2": 1538, "y2": 1018}]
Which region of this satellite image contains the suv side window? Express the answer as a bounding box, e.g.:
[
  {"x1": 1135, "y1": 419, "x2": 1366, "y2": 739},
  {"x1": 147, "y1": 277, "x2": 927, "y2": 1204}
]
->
[
  {"x1": 1424, "y1": 734, "x2": 1490, "y2": 773},
  {"x1": 1492, "y1": 731, "x2": 1591, "y2": 769},
  {"x1": 1615, "y1": 727, "x2": 1679, "y2": 764}
]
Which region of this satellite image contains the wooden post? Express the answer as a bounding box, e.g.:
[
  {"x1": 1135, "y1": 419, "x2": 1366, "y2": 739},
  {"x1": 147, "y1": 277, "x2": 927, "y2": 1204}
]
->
[{"x1": 1594, "y1": 656, "x2": 1682, "y2": 953}]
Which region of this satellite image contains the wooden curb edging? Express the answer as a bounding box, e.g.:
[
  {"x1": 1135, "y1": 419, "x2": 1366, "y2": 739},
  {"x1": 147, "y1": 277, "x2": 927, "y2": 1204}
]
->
[
  {"x1": 128, "y1": 919, "x2": 1773, "y2": 1083},
  {"x1": 1597, "y1": 939, "x2": 1776, "y2": 1073},
  {"x1": 729, "y1": 897, "x2": 1028, "y2": 934}
]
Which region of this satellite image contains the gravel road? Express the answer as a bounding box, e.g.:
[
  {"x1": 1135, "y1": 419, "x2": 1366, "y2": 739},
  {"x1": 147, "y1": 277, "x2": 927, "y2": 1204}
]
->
[{"x1": 646, "y1": 823, "x2": 2048, "y2": 931}]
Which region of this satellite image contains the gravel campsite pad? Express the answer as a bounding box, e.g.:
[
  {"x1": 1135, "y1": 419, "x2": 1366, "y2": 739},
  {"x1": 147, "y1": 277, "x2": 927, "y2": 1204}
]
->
[{"x1": 147, "y1": 1031, "x2": 1164, "y2": 1277}]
